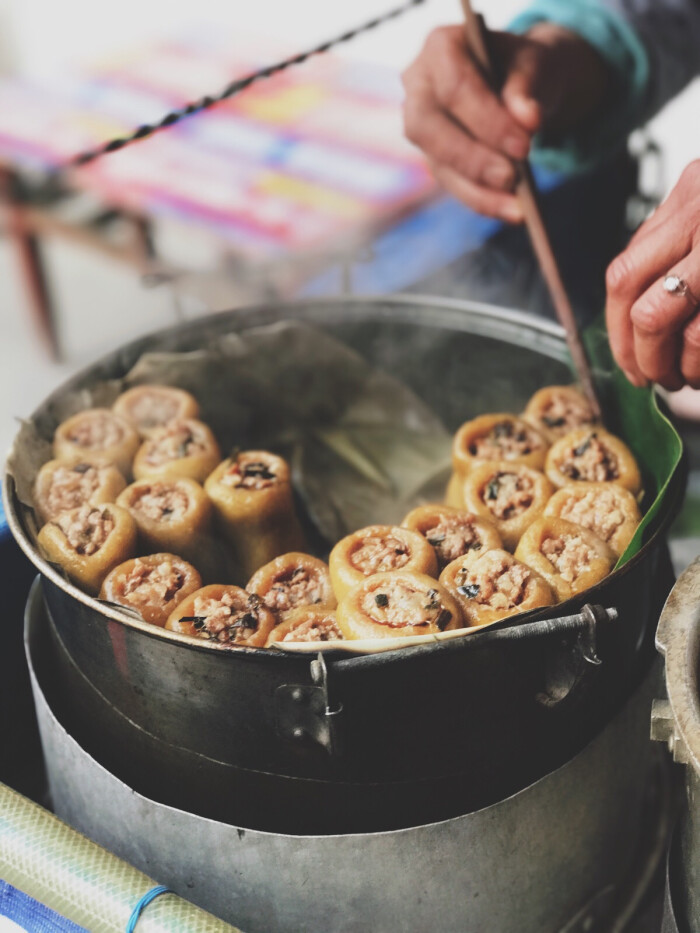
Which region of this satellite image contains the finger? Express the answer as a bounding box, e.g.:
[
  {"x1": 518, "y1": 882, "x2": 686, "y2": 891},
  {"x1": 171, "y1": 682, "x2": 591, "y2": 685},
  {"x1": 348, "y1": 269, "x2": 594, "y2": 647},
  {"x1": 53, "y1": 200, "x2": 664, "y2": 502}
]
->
[
  {"x1": 403, "y1": 95, "x2": 516, "y2": 190},
  {"x1": 491, "y1": 33, "x2": 546, "y2": 132},
  {"x1": 424, "y1": 28, "x2": 532, "y2": 160},
  {"x1": 430, "y1": 162, "x2": 523, "y2": 222},
  {"x1": 631, "y1": 262, "x2": 700, "y2": 390},
  {"x1": 680, "y1": 312, "x2": 700, "y2": 389},
  {"x1": 605, "y1": 217, "x2": 693, "y2": 385}
]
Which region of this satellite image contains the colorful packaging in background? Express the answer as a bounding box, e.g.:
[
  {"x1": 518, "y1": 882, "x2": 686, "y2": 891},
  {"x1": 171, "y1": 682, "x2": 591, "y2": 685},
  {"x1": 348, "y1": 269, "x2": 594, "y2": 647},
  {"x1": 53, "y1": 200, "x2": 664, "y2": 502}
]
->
[{"x1": 0, "y1": 31, "x2": 435, "y2": 258}]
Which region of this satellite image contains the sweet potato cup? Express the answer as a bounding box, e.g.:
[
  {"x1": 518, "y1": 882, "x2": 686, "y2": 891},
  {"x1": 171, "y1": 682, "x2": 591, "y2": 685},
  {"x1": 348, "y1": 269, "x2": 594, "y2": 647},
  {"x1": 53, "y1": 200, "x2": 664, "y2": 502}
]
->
[
  {"x1": 462, "y1": 462, "x2": 554, "y2": 551},
  {"x1": 440, "y1": 548, "x2": 555, "y2": 627},
  {"x1": 515, "y1": 516, "x2": 615, "y2": 602},
  {"x1": 205, "y1": 451, "x2": 305, "y2": 580},
  {"x1": 545, "y1": 428, "x2": 642, "y2": 496},
  {"x1": 133, "y1": 419, "x2": 221, "y2": 484},
  {"x1": 113, "y1": 385, "x2": 200, "y2": 438},
  {"x1": 33, "y1": 459, "x2": 126, "y2": 524},
  {"x1": 100, "y1": 553, "x2": 201, "y2": 627},
  {"x1": 401, "y1": 503, "x2": 502, "y2": 572},
  {"x1": 452, "y1": 414, "x2": 549, "y2": 477},
  {"x1": 337, "y1": 571, "x2": 463, "y2": 640},
  {"x1": 166, "y1": 584, "x2": 276, "y2": 648},
  {"x1": 329, "y1": 524, "x2": 438, "y2": 602},
  {"x1": 523, "y1": 385, "x2": 598, "y2": 443},
  {"x1": 247, "y1": 552, "x2": 336, "y2": 617},
  {"x1": 37, "y1": 503, "x2": 137, "y2": 595},
  {"x1": 543, "y1": 482, "x2": 642, "y2": 558},
  {"x1": 53, "y1": 409, "x2": 140, "y2": 478},
  {"x1": 266, "y1": 607, "x2": 343, "y2": 646}
]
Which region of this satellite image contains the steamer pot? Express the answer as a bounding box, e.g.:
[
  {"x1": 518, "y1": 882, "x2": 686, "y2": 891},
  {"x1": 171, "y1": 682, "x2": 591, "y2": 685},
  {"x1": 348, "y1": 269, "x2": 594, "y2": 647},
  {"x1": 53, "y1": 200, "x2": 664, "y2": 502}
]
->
[
  {"x1": 653, "y1": 555, "x2": 700, "y2": 932},
  {"x1": 26, "y1": 579, "x2": 670, "y2": 933},
  {"x1": 5, "y1": 297, "x2": 683, "y2": 834}
]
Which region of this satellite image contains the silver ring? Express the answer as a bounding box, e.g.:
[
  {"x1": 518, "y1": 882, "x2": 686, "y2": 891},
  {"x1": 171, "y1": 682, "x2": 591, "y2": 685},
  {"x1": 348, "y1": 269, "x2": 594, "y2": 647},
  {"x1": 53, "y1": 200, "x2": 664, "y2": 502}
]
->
[{"x1": 664, "y1": 275, "x2": 695, "y2": 300}]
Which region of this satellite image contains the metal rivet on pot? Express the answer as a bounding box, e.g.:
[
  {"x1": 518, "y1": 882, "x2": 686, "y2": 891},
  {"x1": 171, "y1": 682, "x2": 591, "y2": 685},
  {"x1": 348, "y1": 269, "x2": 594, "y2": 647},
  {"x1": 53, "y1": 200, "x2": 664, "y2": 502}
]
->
[
  {"x1": 291, "y1": 688, "x2": 304, "y2": 703},
  {"x1": 292, "y1": 727, "x2": 305, "y2": 740}
]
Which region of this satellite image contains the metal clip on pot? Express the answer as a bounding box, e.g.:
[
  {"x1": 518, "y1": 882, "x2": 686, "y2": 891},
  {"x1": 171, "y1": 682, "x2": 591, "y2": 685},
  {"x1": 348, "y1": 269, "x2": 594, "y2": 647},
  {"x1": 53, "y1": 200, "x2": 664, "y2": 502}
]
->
[
  {"x1": 276, "y1": 605, "x2": 617, "y2": 754},
  {"x1": 275, "y1": 653, "x2": 344, "y2": 755}
]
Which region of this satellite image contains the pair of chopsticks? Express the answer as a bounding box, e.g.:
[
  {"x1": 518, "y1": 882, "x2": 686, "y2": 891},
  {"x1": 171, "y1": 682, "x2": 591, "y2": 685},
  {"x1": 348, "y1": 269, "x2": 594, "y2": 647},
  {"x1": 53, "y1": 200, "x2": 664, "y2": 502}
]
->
[{"x1": 460, "y1": 0, "x2": 601, "y2": 418}]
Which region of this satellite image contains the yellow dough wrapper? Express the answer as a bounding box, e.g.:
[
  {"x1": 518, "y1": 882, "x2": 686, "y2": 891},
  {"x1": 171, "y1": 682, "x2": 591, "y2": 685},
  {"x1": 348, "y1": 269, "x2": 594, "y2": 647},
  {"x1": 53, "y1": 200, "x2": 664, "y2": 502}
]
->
[
  {"x1": 33, "y1": 459, "x2": 126, "y2": 524},
  {"x1": 440, "y1": 548, "x2": 555, "y2": 627},
  {"x1": 515, "y1": 516, "x2": 616, "y2": 602},
  {"x1": 53, "y1": 409, "x2": 140, "y2": 478},
  {"x1": 462, "y1": 461, "x2": 554, "y2": 551},
  {"x1": 166, "y1": 584, "x2": 276, "y2": 648},
  {"x1": 37, "y1": 503, "x2": 137, "y2": 595},
  {"x1": 133, "y1": 419, "x2": 221, "y2": 483},
  {"x1": 113, "y1": 384, "x2": 200, "y2": 438},
  {"x1": 205, "y1": 450, "x2": 305, "y2": 580},
  {"x1": 545, "y1": 428, "x2": 642, "y2": 496},
  {"x1": 329, "y1": 524, "x2": 438, "y2": 603},
  {"x1": 337, "y1": 571, "x2": 463, "y2": 639},
  {"x1": 100, "y1": 553, "x2": 202, "y2": 627}
]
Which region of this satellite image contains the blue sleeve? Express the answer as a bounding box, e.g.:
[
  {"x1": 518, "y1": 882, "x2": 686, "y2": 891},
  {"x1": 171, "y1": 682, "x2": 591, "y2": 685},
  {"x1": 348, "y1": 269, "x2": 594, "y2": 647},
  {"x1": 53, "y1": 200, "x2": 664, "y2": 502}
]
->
[{"x1": 510, "y1": 0, "x2": 650, "y2": 173}]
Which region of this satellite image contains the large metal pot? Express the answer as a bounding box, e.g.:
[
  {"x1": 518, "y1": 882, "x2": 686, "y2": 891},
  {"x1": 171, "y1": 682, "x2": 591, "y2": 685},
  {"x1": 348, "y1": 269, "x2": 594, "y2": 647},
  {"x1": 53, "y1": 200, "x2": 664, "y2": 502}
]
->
[
  {"x1": 26, "y1": 579, "x2": 669, "y2": 933},
  {"x1": 5, "y1": 296, "x2": 683, "y2": 834},
  {"x1": 653, "y1": 555, "x2": 700, "y2": 932}
]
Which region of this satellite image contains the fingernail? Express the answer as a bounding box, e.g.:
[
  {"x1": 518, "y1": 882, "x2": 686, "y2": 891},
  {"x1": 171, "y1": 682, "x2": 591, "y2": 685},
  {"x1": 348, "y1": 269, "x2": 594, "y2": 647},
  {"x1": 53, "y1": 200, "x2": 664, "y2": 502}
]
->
[
  {"x1": 504, "y1": 134, "x2": 529, "y2": 160},
  {"x1": 501, "y1": 202, "x2": 523, "y2": 224},
  {"x1": 484, "y1": 163, "x2": 514, "y2": 190},
  {"x1": 623, "y1": 370, "x2": 648, "y2": 388}
]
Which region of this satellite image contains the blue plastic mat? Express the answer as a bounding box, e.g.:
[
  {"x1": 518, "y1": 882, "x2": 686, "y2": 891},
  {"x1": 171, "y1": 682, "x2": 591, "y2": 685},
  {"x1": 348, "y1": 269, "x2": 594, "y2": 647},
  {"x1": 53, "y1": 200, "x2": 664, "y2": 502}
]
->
[{"x1": 0, "y1": 882, "x2": 86, "y2": 932}]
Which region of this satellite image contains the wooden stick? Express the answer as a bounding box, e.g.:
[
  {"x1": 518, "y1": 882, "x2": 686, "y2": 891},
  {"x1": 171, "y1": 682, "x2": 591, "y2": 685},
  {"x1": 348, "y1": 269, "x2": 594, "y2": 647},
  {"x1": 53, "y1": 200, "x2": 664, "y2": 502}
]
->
[{"x1": 460, "y1": 0, "x2": 602, "y2": 417}]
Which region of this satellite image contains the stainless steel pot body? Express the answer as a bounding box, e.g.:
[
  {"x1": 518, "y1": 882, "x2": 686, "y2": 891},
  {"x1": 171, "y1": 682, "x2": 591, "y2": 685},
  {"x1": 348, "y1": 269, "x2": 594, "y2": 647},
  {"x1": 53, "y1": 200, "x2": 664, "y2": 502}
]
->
[
  {"x1": 654, "y1": 556, "x2": 700, "y2": 932},
  {"x1": 26, "y1": 579, "x2": 663, "y2": 933},
  {"x1": 6, "y1": 297, "x2": 682, "y2": 833}
]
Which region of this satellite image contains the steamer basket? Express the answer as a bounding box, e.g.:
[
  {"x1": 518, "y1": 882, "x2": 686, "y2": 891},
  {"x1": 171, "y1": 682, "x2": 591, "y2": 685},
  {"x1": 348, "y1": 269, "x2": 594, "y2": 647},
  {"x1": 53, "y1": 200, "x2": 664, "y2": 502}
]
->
[
  {"x1": 5, "y1": 296, "x2": 683, "y2": 834},
  {"x1": 654, "y1": 555, "x2": 700, "y2": 932},
  {"x1": 26, "y1": 578, "x2": 669, "y2": 933}
]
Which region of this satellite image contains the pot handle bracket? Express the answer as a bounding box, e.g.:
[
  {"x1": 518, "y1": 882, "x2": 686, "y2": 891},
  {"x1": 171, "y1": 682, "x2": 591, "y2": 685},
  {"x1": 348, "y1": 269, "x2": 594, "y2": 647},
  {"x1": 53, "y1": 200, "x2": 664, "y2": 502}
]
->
[
  {"x1": 532, "y1": 604, "x2": 616, "y2": 709},
  {"x1": 275, "y1": 654, "x2": 344, "y2": 755}
]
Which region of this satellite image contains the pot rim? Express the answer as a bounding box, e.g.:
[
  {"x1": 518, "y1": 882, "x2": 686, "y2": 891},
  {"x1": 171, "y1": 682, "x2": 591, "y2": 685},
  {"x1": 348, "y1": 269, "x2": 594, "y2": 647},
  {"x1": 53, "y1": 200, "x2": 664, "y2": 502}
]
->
[{"x1": 3, "y1": 294, "x2": 680, "y2": 662}]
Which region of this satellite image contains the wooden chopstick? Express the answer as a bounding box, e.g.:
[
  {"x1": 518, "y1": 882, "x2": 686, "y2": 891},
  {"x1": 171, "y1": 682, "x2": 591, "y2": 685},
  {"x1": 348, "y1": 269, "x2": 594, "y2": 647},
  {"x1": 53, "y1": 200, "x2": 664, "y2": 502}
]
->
[{"x1": 460, "y1": 0, "x2": 602, "y2": 418}]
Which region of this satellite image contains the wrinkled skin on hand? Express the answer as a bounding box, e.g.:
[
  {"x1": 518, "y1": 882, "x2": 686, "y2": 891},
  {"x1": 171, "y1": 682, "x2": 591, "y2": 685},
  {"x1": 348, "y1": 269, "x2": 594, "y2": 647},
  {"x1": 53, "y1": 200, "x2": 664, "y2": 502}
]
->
[
  {"x1": 401, "y1": 22, "x2": 609, "y2": 222},
  {"x1": 606, "y1": 160, "x2": 700, "y2": 390}
]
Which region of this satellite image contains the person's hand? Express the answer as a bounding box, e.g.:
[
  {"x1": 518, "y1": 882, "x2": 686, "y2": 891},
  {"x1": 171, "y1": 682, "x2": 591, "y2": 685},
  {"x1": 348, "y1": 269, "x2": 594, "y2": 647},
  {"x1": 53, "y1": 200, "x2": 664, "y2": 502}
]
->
[
  {"x1": 606, "y1": 161, "x2": 700, "y2": 390},
  {"x1": 401, "y1": 22, "x2": 609, "y2": 222}
]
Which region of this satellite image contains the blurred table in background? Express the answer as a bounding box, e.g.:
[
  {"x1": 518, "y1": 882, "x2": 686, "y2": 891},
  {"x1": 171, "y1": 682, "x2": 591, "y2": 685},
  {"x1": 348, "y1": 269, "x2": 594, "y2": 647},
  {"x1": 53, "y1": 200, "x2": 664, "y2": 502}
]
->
[{"x1": 0, "y1": 30, "x2": 436, "y2": 357}]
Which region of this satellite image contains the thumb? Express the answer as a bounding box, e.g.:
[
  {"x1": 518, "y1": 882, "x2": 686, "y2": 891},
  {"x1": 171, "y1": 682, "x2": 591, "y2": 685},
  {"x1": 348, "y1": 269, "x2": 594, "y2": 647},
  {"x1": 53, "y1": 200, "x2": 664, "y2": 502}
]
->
[{"x1": 490, "y1": 33, "x2": 546, "y2": 133}]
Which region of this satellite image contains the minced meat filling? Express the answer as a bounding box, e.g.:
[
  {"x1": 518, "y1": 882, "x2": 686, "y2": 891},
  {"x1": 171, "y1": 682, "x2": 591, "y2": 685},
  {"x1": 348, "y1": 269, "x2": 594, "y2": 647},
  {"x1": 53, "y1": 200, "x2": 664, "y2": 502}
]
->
[
  {"x1": 144, "y1": 422, "x2": 207, "y2": 465},
  {"x1": 221, "y1": 455, "x2": 278, "y2": 490},
  {"x1": 127, "y1": 392, "x2": 180, "y2": 430},
  {"x1": 187, "y1": 591, "x2": 264, "y2": 644},
  {"x1": 281, "y1": 617, "x2": 344, "y2": 642},
  {"x1": 559, "y1": 433, "x2": 619, "y2": 482},
  {"x1": 66, "y1": 412, "x2": 123, "y2": 449},
  {"x1": 361, "y1": 582, "x2": 451, "y2": 630},
  {"x1": 455, "y1": 552, "x2": 530, "y2": 610},
  {"x1": 538, "y1": 394, "x2": 595, "y2": 436},
  {"x1": 45, "y1": 463, "x2": 100, "y2": 515},
  {"x1": 350, "y1": 535, "x2": 410, "y2": 574},
  {"x1": 263, "y1": 567, "x2": 326, "y2": 611},
  {"x1": 481, "y1": 471, "x2": 534, "y2": 520},
  {"x1": 541, "y1": 534, "x2": 595, "y2": 582},
  {"x1": 558, "y1": 488, "x2": 625, "y2": 543},
  {"x1": 129, "y1": 483, "x2": 190, "y2": 522},
  {"x1": 424, "y1": 516, "x2": 482, "y2": 568},
  {"x1": 55, "y1": 505, "x2": 115, "y2": 556},
  {"x1": 120, "y1": 558, "x2": 185, "y2": 605},
  {"x1": 469, "y1": 420, "x2": 545, "y2": 461}
]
